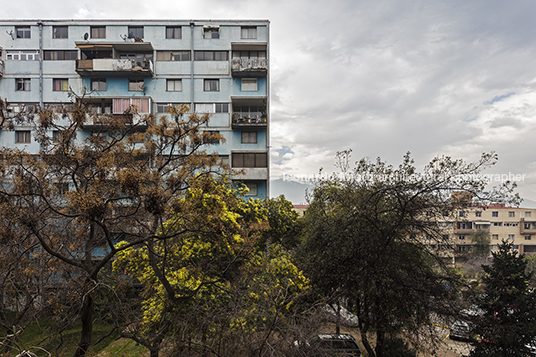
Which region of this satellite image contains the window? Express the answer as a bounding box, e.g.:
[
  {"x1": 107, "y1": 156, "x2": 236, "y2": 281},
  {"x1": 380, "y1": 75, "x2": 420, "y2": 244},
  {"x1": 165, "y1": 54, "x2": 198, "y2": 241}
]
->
[
  {"x1": 203, "y1": 27, "x2": 219, "y2": 39},
  {"x1": 505, "y1": 222, "x2": 519, "y2": 227},
  {"x1": 526, "y1": 235, "x2": 532, "y2": 241},
  {"x1": 15, "y1": 131, "x2": 31, "y2": 143},
  {"x1": 475, "y1": 211, "x2": 482, "y2": 217},
  {"x1": 493, "y1": 222, "x2": 503, "y2": 227},
  {"x1": 53, "y1": 26, "x2": 68, "y2": 39},
  {"x1": 492, "y1": 211, "x2": 498, "y2": 217},
  {"x1": 53, "y1": 79, "x2": 69, "y2": 92},
  {"x1": 203, "y1": 131, "x2": 220, "y2": 144},
  {"x1": 241, "y1": 132, "x2": 257, "y2": 144},
  {"x1": 459, "y1": 235, "x2": 465, "y2": 240},
  {"x1": 232, "y1": 152, "x2": 267, "y2": 168},
  {"x1": 128, "y1": 26, "x2": 144, "y2": 39},
  {"x1": 244, "y1": 182, "x2": 258, "y2": 196},
  {"x1": 526, "y1": 212, "x2": 532, "y2": 218},
  {"x1": 459, "y1": 211, "x2": 465, "y2": 217},
  {"x1": 156, "y1": 103, "x2": 189, "y2": 113},
  {"x1": 166, "y1": 26, "x2": 182, "y2": 39},
  {"x1": 44, "y1": 50, "x2": 77, "y2": 60},
  {"x1": 166, "y1": 79, "x2": 182, "y2": 92},
  {"x1": 91, "y1": 79, "x2": 106, "y2": 91},
  {"x1": 204, "y1": 79, "x2": 219, "y2": 92},
  {"x1": 7, "y1": 50, "x2": 40, "y2": 61},
  {"x1": 232, "y1": 50, "x2": 266, "y2": 59},
  {"x1": 128, "y1": 79, "x2": 145, "y2": 91},
  {"x1": 156, "y1": 51, "x2": 190, "y2": 61},
  {"x1": 113, "y1": 98, "x2": 150, "y2": 114},
  {"x1": 492, "y1": 234, "x2": 498, "y2": 240},
  {"x1": 52, "y1": 131, "x2": 60, "y2": 142},
  {"x1": 509, "y1": 211, "x2": 515, "y2": 217},
  {"x1": 194, "y1": 103, "x2": 229, "y2": 113},
  {"x1": 16, "y1": 26, "x2": 31, "y2": 39},
  {"x1": 194, "y1": 51, "x2": 228, "y2": 61},
  {"x1": 509, "y1": 234, "x2": 515, "y2": 240},
  {"x1": 90, "y1": 26, "x2": 106, "y2": 39},
  {"x1": 241, "y1": 79, "x2": 258, "y2": 92},
  {"x1": 241, "y1": 26, "x2": 257, "y2": 39},
  {"x1": 16, "y1": 78, "x2": 31, "y2": 91}
]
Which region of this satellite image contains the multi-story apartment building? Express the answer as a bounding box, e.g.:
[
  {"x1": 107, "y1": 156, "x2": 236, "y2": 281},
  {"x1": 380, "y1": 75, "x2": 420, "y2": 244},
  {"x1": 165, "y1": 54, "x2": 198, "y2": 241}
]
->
[{"x1": 0, "y1": 19, "x2": 269, "y2": 198}]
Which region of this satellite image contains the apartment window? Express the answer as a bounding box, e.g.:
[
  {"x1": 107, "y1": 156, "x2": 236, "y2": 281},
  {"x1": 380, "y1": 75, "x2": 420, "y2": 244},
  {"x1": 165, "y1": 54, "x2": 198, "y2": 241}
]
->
[
  {"x1": 241, "y1": 79, "x2": 258, "y2": 92},
  {"x1": 53, "y1": 26, "x2": 68, "y2": 39},
  {"x1": 459, "y1": 211, "x2": 465, "y2": 217},
  {"x1": 156, "y1": 103, "x2": 189, "y2": 114},
  {"x1": 194, "y1": 103, "x2": 229, "y2": 113},
  {"x1": 90, "y1": 26, "x2": 106, "y2": 39},
  {"x1": 241, "y1": 132, "x2": 257, "y2": 144},
  {"x1": 244, "y1": 182, "x2": 258, "y2": 196},
  {"x1": 232, "y1": 50, "x2": 266, "y2": 59},
  {"x1": 156, "y1": 51, "x2": 190, "y2": 61},
  {"x1": 166, "y1": 26, "x2": 182, "y2": 39},
  {"x1": 16, "y1": 26, "x2": 31, "y2": 39},
  {"x1": 53, "y1": 79, "x2": 69, "y2": 92},
  {"x1": 475, "y1": 211, "x2": 482, "y2": 217},
  {"x1": 194, "y1": 51, "x2": 228, "y2": 61},
  {"x1": 241, "y1": 26, "x2": 257, "y2": 39},
  {"x1": 203, "y1": 131, "x2": 220, "y2": 144},
  {"x1": 7, "y1": 50, "x2": 40, "y2": 61},
  {"x1": 113, "y1": 98, "x2": 150, "y2": 114},
  {"x1": 505, "y1": 222, "x2": 519, "y2": 227},
  {"x1": 91, "y1": 79, "x2": 106, "y2": 91},
  {"x1": 509, "y1": 234, "x2": 515, "y2": 240},
  {"x1": 232, "y1": 152, "x2": 267, "y2": 168},
  {"x1": 15, "y1": 131, "x2": 31, "y2": 143},
  {"x1": 492, "y1": 211, "x2": 498, "y2": 217},
  {"x1": 203, "y1": 27, "x2": 220, "y2": 39},
  {"x1": 507, "y1": 211, "x2": 515, "y2": 217},
  {"x1": 52, "y1": 131, "x2": 60, "y2": 142},
  {"x1": 526, "y1": 212, "x2": 532, "y2": 218},
  {"x1": 526, "y1": 235, "x2": 532, "y2": 241},
  {"x1": 492, "y1": 234, "x2": 499, "y2": 240},
  {"x1": 128, "y1": 26, "x2": 144, "y2": 39},
  {"x1": 493, "y1": 222, "x2": 503, "y2": 227},
  {"x1": 204, "y1": 79, "x2": 219, "y2": 92},
  {"x1": 16, "y1": 78, "x2": 31, "y2": 91},
  {"x1": 166, "y1": 79, "x2": 182, "y2": 92},
  {"x1": 215, "y1": 103, "x2": 229, "y2": 113},
  {"x1": 128, "y1": 79, "x2": 145, "y2": 91},
  {"x1": 459, "y1": 235, "x2": 465, "y2": 240},
  {"x1": 44, "y1": 50, "x2": 77, "y2": 60}
]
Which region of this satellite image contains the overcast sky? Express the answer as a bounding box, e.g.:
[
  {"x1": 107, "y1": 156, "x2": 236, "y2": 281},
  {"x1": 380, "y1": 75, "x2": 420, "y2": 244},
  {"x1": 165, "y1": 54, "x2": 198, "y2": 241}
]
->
[{"x1": 4, "y1": 0, "x2": 536, "y2": 205}]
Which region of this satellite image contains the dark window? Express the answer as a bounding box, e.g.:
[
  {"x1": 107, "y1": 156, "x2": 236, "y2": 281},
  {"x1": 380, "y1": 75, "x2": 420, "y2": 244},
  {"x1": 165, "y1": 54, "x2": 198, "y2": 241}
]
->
[
  {"x1": 16, "y1": 26, "x2": 31, "y2": 39},
  {"x1": 90, "y1": 26, "x2": 106, "y2": 39},
  {"x1": 203, "y1": 28, "x2": 219, "y2": 39},
  {"x1": 232, "y1": 153, "x2": 267, "y2": 168},
  {"x1": 241, "y1": 132, "x2": 257, "y2": 144},
  {"x1": 128, "y1": 26, "x2": 144, "y2": 39},
  {"x1": 15, "y1": 131, "x2": 31, "y2": 143},
  {"x1": 16, "y1": 78, "x2": 31, "y2": 91},
  {"x1": 492, "y1": 211, "x2": 498, "y2": 217},
  {"x1": 166, "y1": 26, "x2": 181, "y2": 39},
  {"x1": 204, "y1": 79, "x2": 219, "y2": 92},
  {"x1": 44, "y1": 50, "x2": 77, "y2": 60},
  {"x1": 203, "y1": 131, "x2": 220, "y2": 144},
  {"x1": 53, "y1": 26, "x2": 68, "y2": 39},
  {"x1": 194, "y1": 51, "x2": 228, "y2": 61},
  {"x1": 241, "y1": 26, "x2": 257, "y2": 39},
  {"x1": 215, "y1": 103, "x2": 229, "y2": 113}
]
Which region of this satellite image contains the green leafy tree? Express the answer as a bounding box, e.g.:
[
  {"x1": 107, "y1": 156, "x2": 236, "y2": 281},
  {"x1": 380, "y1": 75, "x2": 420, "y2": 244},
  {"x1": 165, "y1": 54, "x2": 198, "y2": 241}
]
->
[
  {"x1": 470, "y1": 229, "x2": 491, "y2": 258},
  {"x1": 113, "y1": 177, "x2": 309, "y2": 357},
  {"x1": 258, "y1": 194, "x2": 300, "y2": 250},
  {"x1": 470, "y1": 241, "x2": 536, "y2": 357},
  {"x1": 297, "y1": 150, "x2": 518, "y2": 357}
]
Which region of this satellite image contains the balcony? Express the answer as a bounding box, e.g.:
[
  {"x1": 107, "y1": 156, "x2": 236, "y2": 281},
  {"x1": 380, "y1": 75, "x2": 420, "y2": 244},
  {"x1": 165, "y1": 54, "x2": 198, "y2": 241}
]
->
[
  {"x1": 521, "y1": 221, "x2": 536, "y2": 234},
  {"x1": 0, "y1": 60, "x2": 4, "y2": 77},
  {"x1": 231, "y1": 58, "x2": 268, "y2": 78},
  {"x1": 231, "y1": 98, "x2": 267, "y2": 129},
  {"x1": 453, "y1": 221, "x2": 490, "y2": 234},
  {"x1": 232, "y1": 113, "x2": 267, "y2": 128},
  {"x1": 84, "y1": 113, "x2": 147, "y2": 128},
  {"x1": 76, "y1": 58, "x2": 154, "y2": 78}
]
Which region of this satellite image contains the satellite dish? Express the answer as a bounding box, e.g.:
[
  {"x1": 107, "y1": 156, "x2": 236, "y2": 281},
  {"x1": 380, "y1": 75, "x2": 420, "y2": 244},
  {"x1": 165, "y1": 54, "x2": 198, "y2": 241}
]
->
[{"x1": 83, "y1": 32, "x2": 89, "y2": 40}]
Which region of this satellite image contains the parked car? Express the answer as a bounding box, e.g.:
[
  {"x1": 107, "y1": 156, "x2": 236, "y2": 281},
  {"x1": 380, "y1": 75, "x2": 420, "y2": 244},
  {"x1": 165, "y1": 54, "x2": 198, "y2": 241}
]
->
[
  {"x1": 450, "y1": 320, "x2": 475, "y2": 342},
  {"x1": 294, "y1": 333, "x2": 363, "y2": 356}
]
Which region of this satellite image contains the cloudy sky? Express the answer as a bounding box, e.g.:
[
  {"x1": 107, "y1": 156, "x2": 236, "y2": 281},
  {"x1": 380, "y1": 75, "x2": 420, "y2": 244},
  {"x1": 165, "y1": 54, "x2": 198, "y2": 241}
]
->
[{"x1": 4, "y1": 0, "x2": 536, "y2": 205}]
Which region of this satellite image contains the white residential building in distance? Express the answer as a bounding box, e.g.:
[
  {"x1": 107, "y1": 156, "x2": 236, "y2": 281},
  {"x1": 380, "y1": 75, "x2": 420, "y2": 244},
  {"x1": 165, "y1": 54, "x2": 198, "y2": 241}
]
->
[{"x1": 0, "y1": 19, "x2": 269, "y2": 198}]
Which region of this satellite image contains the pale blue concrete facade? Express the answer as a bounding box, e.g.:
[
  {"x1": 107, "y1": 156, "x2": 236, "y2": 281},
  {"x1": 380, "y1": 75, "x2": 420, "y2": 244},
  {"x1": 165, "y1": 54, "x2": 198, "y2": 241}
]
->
[{"x1": 0, "y1": 19, "x2": 269, "y2": 198}]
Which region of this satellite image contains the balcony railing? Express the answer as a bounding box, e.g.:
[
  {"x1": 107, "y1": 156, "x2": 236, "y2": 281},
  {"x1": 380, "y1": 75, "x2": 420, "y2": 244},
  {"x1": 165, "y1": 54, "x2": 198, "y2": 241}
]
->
[
  {"x1": 231, "y1": 58, "x2": 268, "y2": 77},
  {"x1": 84, "y1": 113, "x2": 147, "y2": 128},
  {"x1": 521, "y1": 222, "x2": 536, "y2": 234},
  {"x1": 232, "y1": 113, "x2": 267, "y2": 128},
  {"x1": 76, "y1": 59, "x2": 154, "y2": 77},
  {"x1": 0, "y1": 60, "x2": 4, "y2": 77}
]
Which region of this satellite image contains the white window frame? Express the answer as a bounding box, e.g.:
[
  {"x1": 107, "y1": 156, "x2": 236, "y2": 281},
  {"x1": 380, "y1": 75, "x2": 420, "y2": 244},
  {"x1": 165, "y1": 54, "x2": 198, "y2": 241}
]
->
[
  {"x1": 91, "y1": 79, "x2": 106, "y2": 91},
  {"x1": 241, "y1": 78, "x2": 258, "y2": 92},
  {"x1": 128, "y1": 79, "x2": 145, "y2": 92},
  {"x1": 203, "y1": 27, "x2": 220, "y2": 39},
  {"x1": 7, "y1": 50, "x2": 40, "y2": 61},
  {"x1": 203, "y1": 79, "x2": 219, "y2": 92},
  {"x1": 16, "y1": 26, "x2": 31, "y2": 39},
  {"x1": 16, "y1": 78, "x2": 31, "y2": 91}
]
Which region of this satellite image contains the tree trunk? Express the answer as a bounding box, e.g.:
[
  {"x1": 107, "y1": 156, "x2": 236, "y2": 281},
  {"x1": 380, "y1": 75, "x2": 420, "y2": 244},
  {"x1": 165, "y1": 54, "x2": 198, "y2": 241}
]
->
[
  {"x1": 375, "y1": 329, "x2": 385, "y2": 357},
  {"x1": 73, "y1": 293, "x2": 93, "y2": 357}
]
